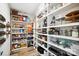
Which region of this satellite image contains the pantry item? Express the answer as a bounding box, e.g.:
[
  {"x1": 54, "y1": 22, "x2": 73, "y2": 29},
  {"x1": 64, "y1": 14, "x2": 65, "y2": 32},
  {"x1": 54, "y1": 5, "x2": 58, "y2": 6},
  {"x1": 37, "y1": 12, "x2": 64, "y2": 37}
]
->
[
  {"x1": 0, "y1": 38, "x2": 6, "y2": 45},
  {"x1": 24, "y1": 16, "x2": 29, "y2": 22},
  {"x1": 44, "y1": 50, "x2": 47, "y2": 56},
  {"x1": 12, "y1": 16, "x2": 19, "y2": 21},
  {"x1": 27, "y1": 41, "x2": 33, "y2": 47},
  {"x1": 49, "y1": 28, "x2": 55, "y2": 34},
  {"x1": 27, "y1": 24, "x2": 32, "y2": 33},
  {"x1": 43, "y1": 17, "x2": 47, "y2": 27},
  {"x1": 19, "y1": 29, "x2": 24, "y2": 33},
  {"x1": 49, "y1": 28, "x2": 60, "y2": 35},
  {"x1": 0, "y1": 31, "x2": 5, "y2": 36},
  {"x1": 6, "y1": 22, "x2": 11, "y2": 28},
  {"x1": 72, "y1": 27, "x2": 78, "y2": 37},
  {"x1": 42, "y1": 28, "x2": 47, "y2": 34},
  {"x1": 48, "y1": 45, "x2": 71, "y2": 56},
  {"x1": 50, "y1": 37, "x2": 58, "y2": 44},
  {"x1": 58, "y1": 38, "x2": 72, "y2": 48},
  {"x1": 0, "y1": 14, "x2": 6, "y2": 22},
  {"x1": 42, "y1": 36, "x2": 47, "y2": 41},
  {"x1": 37, "y1": 12, "x2": 44, "y2": 18},
  {"x1": 11, "y1": 9, "x2": 18, "y2": 15},
  {"x1": 65, "y1": 10, "x2": 79, "y2": 22},
  {"x1": 55, "y1": 3, "x2": 63, "y2": 9},
  {"x1": 37, "y1": 46, "x2": 45, "y2": 54},
  {"x1": 65, "y1": 30, "x2": 69, "y2": 36}
]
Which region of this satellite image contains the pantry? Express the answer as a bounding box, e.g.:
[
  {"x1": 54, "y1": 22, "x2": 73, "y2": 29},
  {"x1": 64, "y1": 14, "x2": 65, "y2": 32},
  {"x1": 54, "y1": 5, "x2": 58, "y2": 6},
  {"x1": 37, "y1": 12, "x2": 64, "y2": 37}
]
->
[{"x1": 0, "y1": 3, "x2": 79, "y2": 56}]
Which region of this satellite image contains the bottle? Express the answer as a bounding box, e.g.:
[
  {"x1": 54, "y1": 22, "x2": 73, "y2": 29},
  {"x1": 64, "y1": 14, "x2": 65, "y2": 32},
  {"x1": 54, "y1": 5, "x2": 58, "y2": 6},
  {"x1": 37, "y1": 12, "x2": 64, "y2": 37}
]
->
[
  {"x1": 0, "y1": 15, "x2": 5, "y2": 22},
  {"x1": 0, "y1": 31, "x2": 5, "y2": 36},
  {"x1": 49, "y1": 28, "x2": 55, "y2": 34},
  {"x1": 50, "y1": 16, "x2": 55, "y2": 26},
  {"x1": 42, "y1": 29, "x2": 47, "y2": 34},
  {"x1": 0, "y1": 38, "x2": 6, "y2": 45},
  {"x1": 19, "y1": 16, "x2": 23, "y2": 21},
  {"x1": 0, "y1": 23, "x2": 5, "y2": 28},
  {"x1": 43, "y1": 17, "x2": 47, "y2": 27}
]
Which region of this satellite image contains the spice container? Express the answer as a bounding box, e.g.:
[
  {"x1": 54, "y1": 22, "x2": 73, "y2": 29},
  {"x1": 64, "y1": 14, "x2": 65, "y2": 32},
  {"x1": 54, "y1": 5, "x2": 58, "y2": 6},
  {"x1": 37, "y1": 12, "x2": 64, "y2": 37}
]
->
[{"x1": 50, "y1": 16, "x2": 55, "y2": 26}]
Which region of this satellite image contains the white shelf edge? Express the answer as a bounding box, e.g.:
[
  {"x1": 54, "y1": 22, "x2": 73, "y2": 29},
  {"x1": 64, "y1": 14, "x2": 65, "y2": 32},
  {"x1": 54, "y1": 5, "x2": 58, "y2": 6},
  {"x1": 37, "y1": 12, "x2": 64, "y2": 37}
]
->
[
  {"x1": 37, "y1": 3, "x2": 72, "y2": 21},
  {"x1": 48, "y1": 22, "x2": 79, "y2": 28},
  {"x1": 36, "y1": 22, "x2": 79, "y2": 29},
  {"x1": 11, "y1": 42, "x2": 20, "y2": 44},
  {"x1": 36, "y1": 33, "x2": 79, "y2": 41},
  {"x1": 0, "y1": 28, "x2": 6, "y2": 32},
  {"x1": 11, "y1": 20, "x2": 33, "y2": 23},
  {"x1": 38, "y1": 15, "x2": 46, "y2": 21},
  {"x1": 36, "y1": 33, "x2": 47, "y2": 36},
  {"x1": 47, "y1": 3, "x2": 72, "y2": 16},
  {"x1": 42, "y1": 27, "x2": 47, "y2": 28},
  {"x1": 11, "y1": 33, "x2": 26, "y2": 34},
  {"x1": 48, "y1": 35, "x2": 79, "y2": 41},
  {"x1": 12, "y1": 37, "x2": 26, "y2": 38},
  {"x1": 11, "y1": 47, "x2": 27, "y2": 51}
]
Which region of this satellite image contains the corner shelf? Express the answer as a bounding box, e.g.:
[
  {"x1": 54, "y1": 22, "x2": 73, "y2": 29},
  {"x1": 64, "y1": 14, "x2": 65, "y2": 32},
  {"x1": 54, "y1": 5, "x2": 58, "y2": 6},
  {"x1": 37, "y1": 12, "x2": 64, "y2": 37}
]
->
[
  {"x1": 48, "y1": 22, "x2": 79, "y2": 28},
  {"x1": 35, "y1": 3, "x2": 79, "y2": 56},
  {"x1": 11, "y1": 14, "x2": 34, "y2": 53}
]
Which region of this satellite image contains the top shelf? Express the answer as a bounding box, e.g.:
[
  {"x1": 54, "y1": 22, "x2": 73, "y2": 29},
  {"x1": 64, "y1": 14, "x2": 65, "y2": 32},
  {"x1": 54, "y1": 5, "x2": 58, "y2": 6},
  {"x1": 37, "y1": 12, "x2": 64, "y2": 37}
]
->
[
  {"x1": 37, "y1": 3, "x2": 79, "y2": 21},
  {"x1": 11, "y1": 20, "x2": 33, "y2": 24}
]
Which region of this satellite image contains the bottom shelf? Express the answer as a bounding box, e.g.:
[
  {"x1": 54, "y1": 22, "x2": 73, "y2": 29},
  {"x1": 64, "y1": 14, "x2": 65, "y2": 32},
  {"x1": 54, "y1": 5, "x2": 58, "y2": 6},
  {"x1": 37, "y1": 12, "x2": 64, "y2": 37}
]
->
[
  {"x1": 37, "y1": 43, "x2": 56, "y2": 56},
  {"x1": 36, "y1": 42, "x2": 77, "y2": 56},
  {"x1": 48, "y1": 42, "x2": 77, "y2": 56}
]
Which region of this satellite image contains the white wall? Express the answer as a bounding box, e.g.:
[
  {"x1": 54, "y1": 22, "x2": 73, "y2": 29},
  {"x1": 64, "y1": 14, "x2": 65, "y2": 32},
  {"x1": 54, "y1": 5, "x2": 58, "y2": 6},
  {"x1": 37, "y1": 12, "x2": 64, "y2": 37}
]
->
[{"x1": 0, "y1": 3, "x2": 10, "y2": 56}]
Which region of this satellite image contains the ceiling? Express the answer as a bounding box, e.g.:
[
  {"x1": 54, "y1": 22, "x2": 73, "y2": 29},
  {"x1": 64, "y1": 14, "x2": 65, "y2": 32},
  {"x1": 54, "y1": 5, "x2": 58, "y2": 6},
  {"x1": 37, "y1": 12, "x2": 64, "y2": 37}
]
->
[{"x1": 9, "y1": 3, "x2": 40, "y2": 16}]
